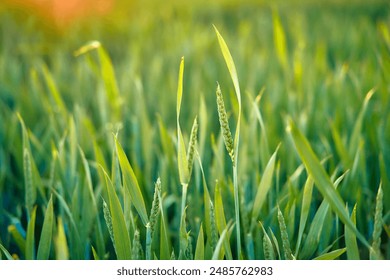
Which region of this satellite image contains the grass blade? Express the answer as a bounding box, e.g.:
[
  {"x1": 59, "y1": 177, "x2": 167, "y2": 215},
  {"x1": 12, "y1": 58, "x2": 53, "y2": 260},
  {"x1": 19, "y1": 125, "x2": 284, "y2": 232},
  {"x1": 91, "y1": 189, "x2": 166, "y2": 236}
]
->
[
  {"x1": 37, "y1": 196, "x2": 54, "y2": 260},
  {"x1": 295, "y1": 175, "x2": 314, "y2": 257},
  {"x1": 272, "y1": 9, "x2": 288, "y2": 69},
  {"x1": 176, "y1": 57, "x2": 190, "y2": 185},
  {"x1": 287, "y1": 118, "x2": 370, "y2": 249},
  {"x1": 213, "y1": 25, "x2": 241, "y2": 158},
  {"x1": 0, "y1": 243, "x2": 13, "y2": 260},
  {"x1": 195, "y1": 224, "x2": 205, "y2": 260},
  {"x1": 18, "y1": 114, "x2": 37, "y2": 218},
  {"x1": 41, "y1": 64, "x2": 67, "y2": 119},
  {"x1": 345, "y1": 204, "x2": 360, "y2": 260},
  {"x1": 212, "y1": 222, "x2": 234, "y2": 260},
  {"x1": 25, "y1": 206, "x2": 37, "y2": 260},
  {"x1": 251, "y1": 147, "x2": 279, "y2": 229},
  {"x1": 214, "y1": 182, "x2": 233, "y2": 260},
  {"x1": 277, "y1": 206, "x2": 294, "y2": 260},
  {"x1": 115, "y1": 136, "x2": 148, "y2": 226},
  {"x1": 314, "y1": 248, "x2": 347, "y2": 260},
  {"x1": 370, "y1": 184, "x2": 383, "y2": 260},
  {"x1": 54, "y1": 217, "x2": 69, "y2": 260},
  {"x1": 102, "y1": 168, "x2": 132, "y2": 260},
  {"x1": 214, "y1": 26, "x2": 242, "y2": 259}
]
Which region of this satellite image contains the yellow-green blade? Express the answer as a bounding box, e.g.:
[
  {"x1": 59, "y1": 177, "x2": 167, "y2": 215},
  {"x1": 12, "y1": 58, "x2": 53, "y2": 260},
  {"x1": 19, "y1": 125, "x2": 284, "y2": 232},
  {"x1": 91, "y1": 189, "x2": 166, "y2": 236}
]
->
[
  {"x1": 176, "y1": 57, "x2": 189, "y2": 185},
  {"x1": 213, "y1": 26, "x2": 241, "y2": 153},
  {"x1": 314, "y1": 248, "x2": 347, "y2": 260},
  {"x1": 195, "y1": 224, "x2": 205, "y2": 260},
  {"x1": 345, "y1": 204, "x2": 360, "y2": 260},
  {"x1": 54, "y1": 217, "x2": 69, "y2": 260},
  {"x1": 272, "y1": 9, "x2": 288, "y2": 69}
]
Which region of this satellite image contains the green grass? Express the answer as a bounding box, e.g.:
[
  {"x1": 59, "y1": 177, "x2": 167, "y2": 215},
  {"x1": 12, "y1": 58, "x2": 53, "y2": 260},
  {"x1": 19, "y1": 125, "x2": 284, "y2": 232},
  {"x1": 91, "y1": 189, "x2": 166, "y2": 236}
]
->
[{"x1": 0, "y1": 0, "x2": 389, "y2": 260}]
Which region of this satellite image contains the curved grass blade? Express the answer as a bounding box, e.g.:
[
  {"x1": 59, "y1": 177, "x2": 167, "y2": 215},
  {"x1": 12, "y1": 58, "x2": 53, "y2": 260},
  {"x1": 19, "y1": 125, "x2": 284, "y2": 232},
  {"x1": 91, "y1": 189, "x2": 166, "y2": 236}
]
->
[
  {"x1": 349, "y1": 89, "x2": 375, "y2": 157},
  {"x1": 176, "y1": 57, "x2": 190, "y2": 185},
  {"x1": 212, "y1": 222, "x2": 234, "y2": 260},
  {"x1": 313, "y1": 248, "x2": 347, "y2": 260},
  {"x1": 300, "y1": 170, "x2": 348, "y2": 259},
  {"x1": 37, "y1": 196, "x2": 54, "y2": 260},
  {"x1": 115, "y1": 136, "x2": 148, "y2": 226},
  {"x1": 287, "y1": 118, "x2": 370, "y2": 249},
  {"x1": 214, "y1": 25, "x2": 242, "y2": 259},
  {"x1": 41, "y1": 64, "x2": 67, "y2": 119},
  {"x1": 251, "y1": 146, "x2": 279, "y2": 229},
  {"x1": 0, "y1": 243, "x2": 13, "y2": 260},
  {"x1": 213, "y1": 25, "x2": 241, "y2": 157}
]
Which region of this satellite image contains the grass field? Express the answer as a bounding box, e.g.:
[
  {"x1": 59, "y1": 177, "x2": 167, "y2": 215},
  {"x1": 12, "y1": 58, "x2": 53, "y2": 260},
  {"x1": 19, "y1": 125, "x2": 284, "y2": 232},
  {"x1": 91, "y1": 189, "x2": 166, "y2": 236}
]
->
[{"x1": 0, "y1": 0, "x2": 389, "y2": 260}]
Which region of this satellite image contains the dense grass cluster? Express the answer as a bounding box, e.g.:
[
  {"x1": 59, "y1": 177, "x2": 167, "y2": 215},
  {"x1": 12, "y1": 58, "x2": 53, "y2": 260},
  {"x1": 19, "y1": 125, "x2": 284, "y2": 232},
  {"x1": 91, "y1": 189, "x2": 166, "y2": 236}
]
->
[{"x1": 0, "y1": 1, "x2": 389, "y2": 260}]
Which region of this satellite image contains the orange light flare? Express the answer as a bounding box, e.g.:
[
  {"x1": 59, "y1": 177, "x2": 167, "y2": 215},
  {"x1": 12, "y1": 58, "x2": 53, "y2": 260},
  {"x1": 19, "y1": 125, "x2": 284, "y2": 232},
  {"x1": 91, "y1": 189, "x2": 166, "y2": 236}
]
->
[{"x1": 4, "y1": 0, "x2": 115, "y2": 28}]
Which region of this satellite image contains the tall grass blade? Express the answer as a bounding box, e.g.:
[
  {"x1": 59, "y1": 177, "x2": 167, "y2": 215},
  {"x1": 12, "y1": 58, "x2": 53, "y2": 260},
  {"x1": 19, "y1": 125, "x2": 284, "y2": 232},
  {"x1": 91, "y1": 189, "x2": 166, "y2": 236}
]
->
[
  {"x1": 212, "y1": 222, "x2": 234, "y2": 260},
  {"x1": 370, "y1": 184, "x2": 383, "y2": 260},
  {"x1": 295, "y1": 175, "x2": 314, "y2": 257},
  {"x1": 272, "y1": 9, "x2": 288, "y2": 69},
  {"x1": 25, "y1": 206, "x2": 37, "y2": 260},
  {"x1": 195, "y1": 224, "x2": 205, "y2": 260},
  {"x1": 345, "y1": 204, "x2": 360, "y2": 260},
  {"x1": 214, "y1": 182, "x2": 233, "y2": 260},
  {"x1": 251, "y1": 147, "x2": 279, "y2": 229},
  {"x1": 102, "y1": 168, "x2": 132, "y2": 259},
  {"x1": 18, "y1": 114, "x2": 37, "y2": 218},
  {"x1": 287, "y1": 118, "x2": 370, "y2": 249},
  {"x1": 41, "y1": 64, "x2": 67, "y2": 119},
  {"x1": 213, "y1": 25, "x2": 241, "y2": 157},
  {"x1": 176, "y1": 57, "x2": 190, "y2": 185},
  {"x1": 214, "y1": 26, "x2": 242, "y2": 259},
  {"x1": 115, "y1": 136, "x2": 148, "y2": 225},
  {"x1": 37, "y1": 196, "x2": 54, "y2": 260},
  {"x1": 349, "y1": 89, "x2": 375, "y2": 157}
]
